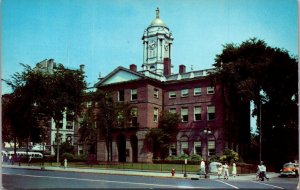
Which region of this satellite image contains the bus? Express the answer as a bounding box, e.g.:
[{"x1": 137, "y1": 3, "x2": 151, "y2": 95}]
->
[{"x1": 7, "y1": 151, "x2": 43, "y2": 159}]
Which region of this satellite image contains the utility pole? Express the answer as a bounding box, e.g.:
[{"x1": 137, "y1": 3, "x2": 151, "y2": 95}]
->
[{"x1": 259, "y1": 100, "x2": 262, "y2": 163}]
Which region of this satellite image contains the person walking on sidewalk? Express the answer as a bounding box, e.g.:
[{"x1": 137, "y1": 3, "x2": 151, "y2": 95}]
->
[
  {"x1": 258, "y1": 161, "x2": 269, "y2": 181},
  {"x1": 232, "y1": 162, "x2": 237, "y2": 177},
  {"x1": 223, "y1": 162, "x2": 229, "y2": 180},
  {"x1": 199, "y1": 159, "x2": 206, "y2": 176},
  {"x1": 64, "y1": 158, "x2": 68, "y2": 168}
]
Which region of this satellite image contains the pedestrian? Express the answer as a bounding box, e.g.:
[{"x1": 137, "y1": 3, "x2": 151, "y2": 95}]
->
[
  {"x1": 232, "y1": 162, "x2": 237, "y2": 177},
  {"x1": 64, "y1": 158, "x2": 67, "y2": 168},
  {"x1": 223, "y1": 162, "x2": 229, "y2": 180},
  {"x1": 8, "y1": 155, "x2": 12, "y2": 164},
  {"x1": 258, "y1": 161, "x2": 269, "y2": 181},
  {"x1": 199, "y1": 159, "x2": 206, "y2": 176},
  {"x1": 28, "y1": 155, "x2": 32, "y2": 166},
  {"x1": 217, "y1": 165, "x2": 223, "y2": 179}
]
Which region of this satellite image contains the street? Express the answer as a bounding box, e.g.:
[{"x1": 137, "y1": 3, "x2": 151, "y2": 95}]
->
[{"x1": 2, "y1": 167, "x2": 298, "y2": 189}]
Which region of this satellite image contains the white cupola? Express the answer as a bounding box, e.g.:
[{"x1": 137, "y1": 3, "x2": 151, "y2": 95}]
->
[{"x1": 142, "y1": 8, "x2": 174, "y2": 76}]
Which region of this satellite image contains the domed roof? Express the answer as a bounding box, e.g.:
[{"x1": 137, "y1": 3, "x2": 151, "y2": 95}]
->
[{"x1": 149, "y1": 8, "x2": 167, "y2": 27}]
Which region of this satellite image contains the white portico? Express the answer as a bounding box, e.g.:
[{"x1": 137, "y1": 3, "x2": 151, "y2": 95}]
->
[{"x1": 142, "y1": 8, "x2": 174, "y2": 76}]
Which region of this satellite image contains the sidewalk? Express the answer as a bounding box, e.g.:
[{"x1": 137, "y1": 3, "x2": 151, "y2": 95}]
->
[{"x1": 2, "y1": 163, "x2": 279, "y2": 180}]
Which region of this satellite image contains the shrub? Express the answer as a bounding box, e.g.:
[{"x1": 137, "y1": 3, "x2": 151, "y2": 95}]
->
[
  {"x1": 219, "y1": 149, "x2": 239, "y2": 164},
  {"x1": 190, "y1": 154, "x2": 202, "y2": 161},
  {"x1": 178, "y1": 153, "x2": 189, "y2": 160},
  {"x1": 61, "y1": 153, "x2": 74, "y2": 161}
]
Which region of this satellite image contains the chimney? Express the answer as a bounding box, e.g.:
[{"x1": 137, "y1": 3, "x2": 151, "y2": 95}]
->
[
  {"x1": 130, "y1": 64, "x2": 137, "y2": 72},
  {"x1": 163, "y1": 58, "x2": 171, "y2": 76},
  {"x1": 80, "y1": 64, "x2": 85, "y2": 72},
  {"x1": 179, "y1": 64, "x2": 186, "y2": 74}
]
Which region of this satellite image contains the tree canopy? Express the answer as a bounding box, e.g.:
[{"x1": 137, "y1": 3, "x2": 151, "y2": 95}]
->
[
  {"x1": 211, "y1": 38, "x2": 298, "y2": 167},
  {"x1": 145, "y1": 111, "x2": 180, "y2": 159},
  {"x1": 3, "y1": 63, "x2": 86, "y2": 158}
]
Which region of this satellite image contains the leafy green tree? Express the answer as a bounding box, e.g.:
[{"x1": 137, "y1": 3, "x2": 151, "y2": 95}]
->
[
  {"x1": 219, "y1": 149, "x2": 239, "y2": 164},
  {"x1": 211, "y1": 38, "x2": 298, "y2": 167},
  {"x1": 93, "y1": 90, "x2": 132, "y2": 162},
  {"x1": 78, "y1": 105, "x2": 97, "y2": 155},
  {"x1": 4, "y1": 63, "x2": 86, "y2": 163},
  {"x1": 145, "y1": 111, "x2": 180, "y2": 159}
]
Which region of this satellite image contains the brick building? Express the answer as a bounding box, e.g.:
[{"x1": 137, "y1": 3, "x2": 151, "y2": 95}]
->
[{"x1": 94, "y1": 8, "x2": 250, "y2": 163}]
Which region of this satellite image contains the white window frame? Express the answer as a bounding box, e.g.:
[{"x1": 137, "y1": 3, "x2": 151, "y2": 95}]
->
[
  {"x1": 194, "y1": 87, "x2": 201, "y2": 96},
  {"x1": 154, "y1": 88, "x2": 159, "y2": 98},
  {"x1": 181, "y1": 89, "x2": 189, "y2": 97},
  {"x1": 194, "y1": 141, "x2": 201, "y2": 155},
  {"x1": 194, "y1": 106, "x2": 201, "y2": 121},
  {"x1": 207, "y1": 105, "x2": 215, "y2": 120},
  {"x1": 118, "y1": 90, "x2": 125, "y2": 102},
  {"x1": 154, "y1": 107, "x2": 159, "y2": 122},
  {"x1": 208, "y1": 140, "x2": 216, "y2": 156},
  {"x1": 181, "y1": 107, "x2": 188, "y2": 122},
  {"x1": 169, "y1": 108, "x2": 176, "y2": 114},
  {"x1": 131, "y1": 89, "x2": 137, "y2": 101},
  {"x1": 169, "y1": 91, "x2": 176, "y2": 99},
  {"x1": 207, "y1": 86, "x2": 215, "y2": 94}
]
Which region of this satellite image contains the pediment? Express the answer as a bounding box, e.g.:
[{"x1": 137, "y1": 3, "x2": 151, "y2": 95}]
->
[{"x1": 95, "y1": 67, "x2": 144, "y2": 87}]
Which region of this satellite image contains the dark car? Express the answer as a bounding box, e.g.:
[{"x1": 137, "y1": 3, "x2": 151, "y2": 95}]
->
[{"x1": 280, "y1": 163, "x2": 299, "y2": 177}]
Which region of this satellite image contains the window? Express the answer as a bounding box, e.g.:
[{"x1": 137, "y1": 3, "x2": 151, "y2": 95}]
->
[
  {"x1": 208, "y1": 140, "x2": 216, "y2": 156},
  {"x1": 118, "y1": 90, "x2": 124, "y2": 101},
  {"x1": 181, "y1": 107, "x2": 188, "y2": 122},
  {"x1": 180, "y1": 136, "x2": 189, "y2": 155},
  {"x1": 131, "y1": 89, "x2": 137, "y2": 101},
  {"x1": 194, "y1": 87, "x2": 201, "y2": 96},
  {"x1": 131, "y1": 107, "x2": 138, "y2": 127},
  {"x1": 194, "y1": 141, "x2": 202, "y2": 155},
  {"x1": 181, "y1": 89, "x2": 189, "y2": 97},
  {"x1": 207, "y1": 105, "x2": 215, "y2": 120},
  {"x1": 169, "y1": 144, "x2": 177, "y2": 156},
  {"x1": 66, "y1": 121, "x2": 73, "y2": 130},
  {"x1": 169, "y1": 91, "x2": 176, "y2": 98},
  {"x1": 207, "y1": 86, "x2": 215, "y2": 94},
  {"x1": 86, "y1": 101, "x2": 92, "y2": 108},
  {"x1": 169, "y1": 108, "x2": 176, "y2": 114},
  {"x1": 154, "y1": 88, "x2": 159, "y2": 98},
  {"x1": 154, "y1": 107, "x2": 159, "y2": 122},
  {"x1": 194, "y1": 106, "x2": 202, "y2": 121}
]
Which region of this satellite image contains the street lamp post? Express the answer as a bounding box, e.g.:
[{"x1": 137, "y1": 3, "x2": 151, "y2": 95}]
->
[{"x1": 203, "y1": 128, "x2": 212, "y2": 178}]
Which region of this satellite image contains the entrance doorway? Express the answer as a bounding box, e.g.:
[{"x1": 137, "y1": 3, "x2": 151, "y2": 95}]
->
[
  {"x1": 117, "y1": 134, "x2": 126, "y2": 162},
  {"x1": 130, "y1": 135, "x2": 138, "y2": 162}
]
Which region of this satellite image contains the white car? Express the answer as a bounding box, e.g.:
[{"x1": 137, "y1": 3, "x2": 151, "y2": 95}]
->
[
  {"x1": 31, "y1": 144, "x2": 46, "y2": 151},
  {"x1": 209, "y1": 162, "x2": 222, "y2": 173}
]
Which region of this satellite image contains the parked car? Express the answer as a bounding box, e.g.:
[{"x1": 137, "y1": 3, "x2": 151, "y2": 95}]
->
[
  {"x1": 209, "y1": 162, "x2": 222, "y2": 173},
  {"x1": 280, "y1": 162, "x2": 299, "y2": 177}
]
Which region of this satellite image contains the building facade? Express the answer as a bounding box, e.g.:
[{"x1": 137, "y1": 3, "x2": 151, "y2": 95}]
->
[
  {"x1": 94, "y1": 8, "x2": 250, "y2": 163},
  {"x1": 34, "y1": 59, "x2": 84, "y2": 155}
]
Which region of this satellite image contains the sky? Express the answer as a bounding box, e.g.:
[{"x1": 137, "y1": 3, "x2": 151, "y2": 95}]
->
[{"x1": 2, "y1": 0, "x2": 298, "y2": 132}]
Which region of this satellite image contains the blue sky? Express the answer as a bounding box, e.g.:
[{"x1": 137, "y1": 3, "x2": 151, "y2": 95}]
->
[
  {"x1": 2, "y1": 0, "x2": 298, "y2": 92},
  {"x1": 2, "y1": 0, "x2": 298, "y2": 133}
]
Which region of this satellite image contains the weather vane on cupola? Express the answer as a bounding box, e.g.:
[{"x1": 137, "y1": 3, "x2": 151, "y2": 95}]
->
[{"x1": 156, "y1": 7, "x2": 160, "y2": 18}]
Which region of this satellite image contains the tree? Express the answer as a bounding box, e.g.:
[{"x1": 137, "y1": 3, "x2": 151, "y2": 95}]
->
[
  {"x1": 211, "y1": 38, "x2": 298, "y2": 167},
  {"x1": 93, "y1": 90, "x2": 133, "y2": 162},
  {"x1": 4, "y1": 63, "x2": 86, "y2": 163},
  {"x1": 78, "y1": 105, "x2": 97, "y2": 155},
  {"x1": 145, "y1": 111, "x2": 180, "y2": 159}
]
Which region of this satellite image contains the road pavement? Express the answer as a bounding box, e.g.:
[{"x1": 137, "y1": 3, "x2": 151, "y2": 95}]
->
[{"x1": 2, "y1": 163, "x2": 279, "y2": 180}]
